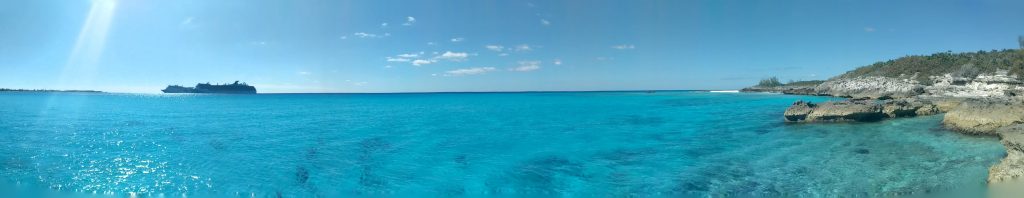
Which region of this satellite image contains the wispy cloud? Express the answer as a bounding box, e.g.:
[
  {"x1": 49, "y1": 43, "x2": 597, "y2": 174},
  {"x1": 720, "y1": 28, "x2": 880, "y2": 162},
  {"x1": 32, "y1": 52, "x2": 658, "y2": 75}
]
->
[
  {"x1": 297, "y1": 71, "x2": 311, "y2": 76},
  {"x1": 445, "y1": 67, "x2": 496, "y2": 76},
  {"x1": 612, "y1": 44, "x2": 635, "y2": 50},
  {"x1": 450, "y1": 37, "x2": 465, "y2": 42},
  {"x1": 353, "y1": 32, "x2": 390, "y2": 38},
  {"x1": 513, "y1": 44, "x2": 532, "y2": 52},
  {"x1": 540, "y1": 19, "x2": 551, "y2": 26},
  {"x1": 250, "y1": 41, "x2": 268, "y2": 46},
  {"x1": 485, "y1": 45, "x2": 504, "y2": 52},
  {"x1": 553, "y1": 59, "x2": 562, "y2": 65},
  {"x1": 403, "y1": 16, "x2": 416, "y2": 26},
  {"x1": 380, "y1": 23, "x2": 388, "y2": 27},
  {"x1": 386, "y1": 57, "x2": 411, "y2": 62},
  {"x1": 864, "y1": 27, "x2": 876, "y2": 32},
  {"x1": 389, "y1": 51, "x2": 472, "y2": 66},
  {"x1": 509, "y1": 61, "x2": 541, "y2": 72}
]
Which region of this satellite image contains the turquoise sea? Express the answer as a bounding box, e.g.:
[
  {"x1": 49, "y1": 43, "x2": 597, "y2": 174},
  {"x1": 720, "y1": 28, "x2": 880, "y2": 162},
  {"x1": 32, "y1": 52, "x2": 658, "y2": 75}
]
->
[{"x1": 0, "y1": 91, "x2": 1006, "y2": 196}]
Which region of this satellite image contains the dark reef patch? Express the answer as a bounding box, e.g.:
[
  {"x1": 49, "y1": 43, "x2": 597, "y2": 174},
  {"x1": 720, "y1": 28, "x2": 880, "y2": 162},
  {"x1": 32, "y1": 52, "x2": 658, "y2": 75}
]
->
[{"x1": 296, "y1": 166, "x2": 309, "y2": 184}]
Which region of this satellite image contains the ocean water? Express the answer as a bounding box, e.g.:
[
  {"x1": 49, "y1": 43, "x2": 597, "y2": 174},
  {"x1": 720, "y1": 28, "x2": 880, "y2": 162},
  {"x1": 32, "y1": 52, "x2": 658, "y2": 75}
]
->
[{"x1": 0, "y1": 91, "x2": 1006, "y2": 196}]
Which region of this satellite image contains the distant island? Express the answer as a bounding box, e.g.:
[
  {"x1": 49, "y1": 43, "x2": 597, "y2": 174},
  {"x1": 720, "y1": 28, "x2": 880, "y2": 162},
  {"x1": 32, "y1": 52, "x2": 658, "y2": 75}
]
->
[
  {"x1": 162, "y1": 81, "x2": 257, "y2": 94},
  {"x1": 0, "y1": 88, "x2": 102, "y2": 93}
]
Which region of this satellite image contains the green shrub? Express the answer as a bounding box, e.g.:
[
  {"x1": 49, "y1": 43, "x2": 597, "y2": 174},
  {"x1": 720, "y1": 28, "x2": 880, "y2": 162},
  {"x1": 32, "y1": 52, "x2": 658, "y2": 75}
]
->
[{"x1": 835, "y1": 49, "x2": 1024, "y2": 84}]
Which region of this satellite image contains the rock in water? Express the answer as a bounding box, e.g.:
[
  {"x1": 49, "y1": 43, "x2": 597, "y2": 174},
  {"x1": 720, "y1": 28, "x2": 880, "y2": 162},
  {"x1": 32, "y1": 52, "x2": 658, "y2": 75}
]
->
[
  {"x1": 881, "y1": 99, "x2": 940, "y2": 118},
  {"x1": 805, "y1": 100, "x2": 885, "y2": 122},
  {"x1": 784, "y1": 100, "x2": 815, "y2": 122}
]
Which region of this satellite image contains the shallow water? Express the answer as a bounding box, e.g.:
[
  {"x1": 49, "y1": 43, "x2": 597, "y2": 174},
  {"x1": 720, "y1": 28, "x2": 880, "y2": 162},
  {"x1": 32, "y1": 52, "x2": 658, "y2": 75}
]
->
[{"x1": 0, "y1": 91, "x2": 1005, "y2": 196}]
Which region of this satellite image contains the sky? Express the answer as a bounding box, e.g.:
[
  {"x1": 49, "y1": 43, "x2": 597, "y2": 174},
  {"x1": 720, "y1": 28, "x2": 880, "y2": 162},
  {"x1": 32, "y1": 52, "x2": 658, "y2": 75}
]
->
[{"x1": 0, "y1": 0, "x2": 1022, "y2": 93}]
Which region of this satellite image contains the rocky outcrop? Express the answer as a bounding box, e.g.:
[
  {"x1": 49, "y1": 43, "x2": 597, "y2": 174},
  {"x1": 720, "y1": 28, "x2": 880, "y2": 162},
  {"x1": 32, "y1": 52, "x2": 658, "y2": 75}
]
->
[
  {"x1": 783, "y1": 101, "x2": 815, "y2": 121},
  {"x1": 814, "y1": 77, "x2": 925, "y2": 99},
  {"x1": 741, "y1": 86, "x2": 824, "y2": 95},
  {"x1": 784, "y1": 98, "x2": 940, "y2": 122},
  {"x1": 784, "y1": 100, "x2": 884, "y2": 122},
  {"x1": 990, "y1": 124, "x2": 1024, "y2": 183},
  {"x1": 881, "y1": 98, "x2": 940, "y2": 118},
  {"x1": 942, "y1": 99, "x2": 1024, "y2": 135}
]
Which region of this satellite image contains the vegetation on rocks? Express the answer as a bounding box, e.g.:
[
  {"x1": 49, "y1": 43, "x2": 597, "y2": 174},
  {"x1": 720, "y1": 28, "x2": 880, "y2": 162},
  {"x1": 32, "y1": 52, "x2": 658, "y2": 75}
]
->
[{"x1": 834, "y1": 49, "x2": 1024, "y2": 84}]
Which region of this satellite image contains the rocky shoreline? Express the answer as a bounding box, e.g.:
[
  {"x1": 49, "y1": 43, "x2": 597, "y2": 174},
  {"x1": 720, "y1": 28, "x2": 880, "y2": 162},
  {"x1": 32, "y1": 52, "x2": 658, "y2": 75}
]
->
[{"x1": 748, "y1": 71, "x2": 1024, "y2": 184}]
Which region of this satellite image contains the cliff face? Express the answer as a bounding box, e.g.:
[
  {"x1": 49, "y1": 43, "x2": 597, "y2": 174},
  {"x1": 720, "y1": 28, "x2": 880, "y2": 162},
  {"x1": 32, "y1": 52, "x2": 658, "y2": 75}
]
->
[{"x1": 813, "y1": 77, "x2": 924, "y2": 99}]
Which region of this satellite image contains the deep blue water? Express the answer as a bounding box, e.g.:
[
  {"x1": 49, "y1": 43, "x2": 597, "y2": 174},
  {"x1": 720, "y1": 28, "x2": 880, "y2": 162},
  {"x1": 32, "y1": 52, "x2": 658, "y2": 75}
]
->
[{"x1": 0, "y1": 91, "x2": 1006, "y2": 196}]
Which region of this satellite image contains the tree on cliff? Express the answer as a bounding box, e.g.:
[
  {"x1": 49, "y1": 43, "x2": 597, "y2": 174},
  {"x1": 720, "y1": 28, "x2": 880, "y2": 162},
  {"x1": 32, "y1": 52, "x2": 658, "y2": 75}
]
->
[{"x1": 757, "y1": 77, "x2": 783, "y2": 87}]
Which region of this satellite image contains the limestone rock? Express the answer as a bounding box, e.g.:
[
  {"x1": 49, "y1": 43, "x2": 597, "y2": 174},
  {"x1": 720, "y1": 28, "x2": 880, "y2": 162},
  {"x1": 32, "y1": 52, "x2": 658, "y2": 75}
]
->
[
  {"x1": 880, "y1": 99, "x2": 938, "y2": 118},
  {"x1": 784, "y1": 100, "x2": 815, "y2": 122},
  {"x1": 943, "y1": 99, "x2": 1024, "y2": 135},
  {"x1": 989, "y1": 124, "x2": 1024, "y2": 183},
  {"x1": 785, "y1": 100, "x2": 886, "y2": 122}
]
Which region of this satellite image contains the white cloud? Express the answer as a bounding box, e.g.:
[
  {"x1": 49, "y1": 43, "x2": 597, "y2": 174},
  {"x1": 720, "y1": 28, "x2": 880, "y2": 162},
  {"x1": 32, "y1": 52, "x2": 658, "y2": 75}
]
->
[
  {"x1": 540, "y1": 19, "x2": 551, "y2": 26},
  {"x1": 427, "y1": 42, "x2": 437, "y2": 45},
  {"x1": 353, "y1": 32, "x2": 389, "y2": 38},
  {"x1": 381, "y1": 23, "x2": 388, "y2": 27},
  {"x1": 412, "y1": 59, "x2": 436, "y2": 66},
  {"x1": 339, "y1": 36, "x2": 348, "y2": 39},
  {"x1": 445, "y1": 67, "x2": 496, "y2": 76},
  {"x1": 450, "y1": 37, "x2": 465, "y2": 42},
  {"x1": 297, "y1": 71, "x2": 311, "y2": 76},
  {"x1": 612, "y1": 44, "x2": 635, "y2": 50},
  {"x1": 250, "y1": 41, "x2": 268, "y2": 46},
  {"x1": 436, "y1": 51, "x2": 469, "y2": 61},
  {"x1": 864, "y1": 27, "x2": 876, "y2": 32},
  {"x1": 509, "y1": 61, "x2": 541, "y2": 72},
  {"x1": 498, "y1": 53, "x2": 509, "y2": 56},
  {"x1": 403, "y1": 16, "x2": 416, "y2": 26},
  {"x1": 513, "y1": 44, "x2": 532, "y2": 52},
  {"x1": 553, "y1": 59, "x2": 562, "y2": 65},
  {"x1": 485, "y1": 45, "x2": 504, "y2": 52}
]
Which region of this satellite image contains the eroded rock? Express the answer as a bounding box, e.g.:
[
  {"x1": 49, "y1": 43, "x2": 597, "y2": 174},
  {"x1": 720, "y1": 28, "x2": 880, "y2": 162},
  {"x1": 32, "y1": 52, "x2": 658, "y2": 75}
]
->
[
  {"x1": 784, "y1": 100, "x2": 885, "y2": 122},
  {"x1": 989, "y1": 124, "x2": 1024, "y2": 183},
  {"x1": 814, "y1": 77, "x2": 925, "y2": 99},
  {"x1": 942, "y1": 99, "x2": 1024, "y2": 135}
]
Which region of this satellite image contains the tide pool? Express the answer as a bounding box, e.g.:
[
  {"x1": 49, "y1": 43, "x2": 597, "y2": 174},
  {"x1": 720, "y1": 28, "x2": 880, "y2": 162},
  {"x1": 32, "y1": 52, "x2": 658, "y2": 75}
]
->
[{"x1": 0, "y1": 91, "x2": 1005, "y2": 196}]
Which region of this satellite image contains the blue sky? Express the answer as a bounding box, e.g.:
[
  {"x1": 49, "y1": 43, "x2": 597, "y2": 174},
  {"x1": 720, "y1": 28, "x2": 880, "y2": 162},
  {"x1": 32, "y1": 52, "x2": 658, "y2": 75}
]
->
[{"x1": 1, "y1": 0, "x2": 1022, "y2": 93}]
